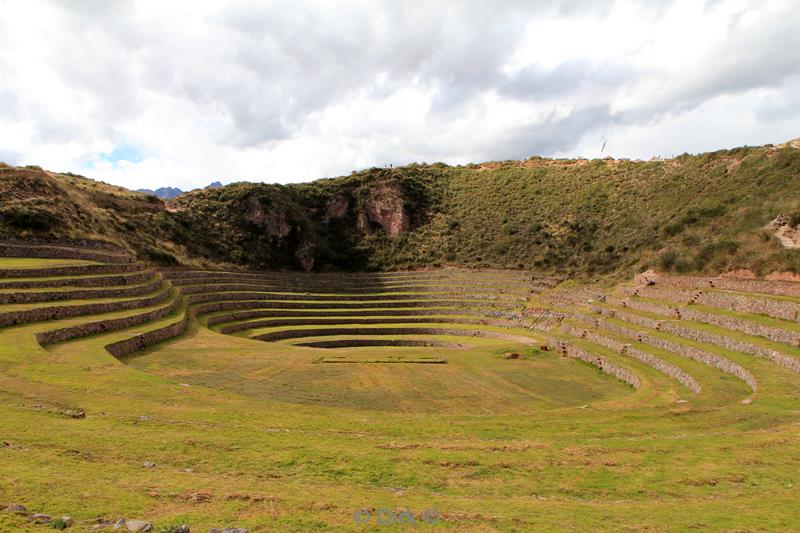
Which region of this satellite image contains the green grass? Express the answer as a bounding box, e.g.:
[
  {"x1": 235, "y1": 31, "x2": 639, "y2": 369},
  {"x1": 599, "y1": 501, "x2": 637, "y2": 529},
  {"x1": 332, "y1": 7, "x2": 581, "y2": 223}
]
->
[
  {"x1": 0, "y1": 257, "x2": 97, "y2": 268},
  {"x1": 2, "y1": 259, "x2": 800, "y2": 531}
]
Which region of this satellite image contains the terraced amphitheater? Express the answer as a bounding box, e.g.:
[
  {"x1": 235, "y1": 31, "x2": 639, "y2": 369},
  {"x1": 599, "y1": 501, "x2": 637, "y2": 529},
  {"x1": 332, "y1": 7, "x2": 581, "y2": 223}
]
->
[{"x1": 2, "y1": 239, "x2": 800, "y2": 531}]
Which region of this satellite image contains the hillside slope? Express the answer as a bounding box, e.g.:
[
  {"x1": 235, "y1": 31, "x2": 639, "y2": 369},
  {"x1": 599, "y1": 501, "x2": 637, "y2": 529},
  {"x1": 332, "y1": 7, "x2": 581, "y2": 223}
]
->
[{"x1": 1, "y1": 140, "x2": 799, "y2": 277}]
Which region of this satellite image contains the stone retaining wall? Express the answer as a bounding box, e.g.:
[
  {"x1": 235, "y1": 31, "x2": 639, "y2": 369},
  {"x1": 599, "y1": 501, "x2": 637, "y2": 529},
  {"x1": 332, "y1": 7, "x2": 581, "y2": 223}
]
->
[
  {"x1": 220, "y1": 316, "x2": 532, "y2": 335},
  {"x1": 0, "y1": 277, "x2": 161, "y2": 304},
  {"x1": 0, "y1": 236, "x2": 128, "y2": 253},
  {"x1": 36, "y1": 296, "x2": 181, "y2": 345},
  {"x1": 295, "y1": 339, "x2": 466, "y2": 349},
  {"x1": 0, "y1": 285, "x2": 172, "y2": 327},
  {"x1": 166, "y1": 273, "x2": 533, "y2": 292},
  {"x1": 619, "y1": 285, "x2": 800, "y2": 323},
  {"x1": 619, "y1": 297, "x2": 800, "y2": 348},
  {"x1": 573, "y1": 312, "x2": 758, "y2": 393},
  {"x1": 0, "y1": 243, "x2": 134, "y2": 263},
  {"x1": 642, "y1": 273, "x2": 800, "y2": 298},
  {"x1": 162, "y1": 269, "x2": 533, "y2": 284},
  {"x1": 105, "y1": 314, "x2": 188, "y2": 357},
  {"x1": 185, "y1": 292, "x2": 518, "y2": 310},
  {"x1": 0, "y1": 270, "x2": 153, "y2": 290},
  {"x1": 177, "y1": 284, "x2": 523, "y2": 302},
  {"x1": 204, "y1": 307, "x2": 489, "y2": 325},
  {"x1": 544, "y1": 334, "x2": 641, "y2": 389},
  {"x1": 0, "y1": 262, "x2": 145, "y2": 279},
  {"x1": 254, "y1": 326, "x2": 537, "y2": 345},
  {"x1": 540, "y1": 287, "x2": 606, "y2": 307},
  {"x1": 560, "y1": 322, "x2": 701, "y2": 393}
]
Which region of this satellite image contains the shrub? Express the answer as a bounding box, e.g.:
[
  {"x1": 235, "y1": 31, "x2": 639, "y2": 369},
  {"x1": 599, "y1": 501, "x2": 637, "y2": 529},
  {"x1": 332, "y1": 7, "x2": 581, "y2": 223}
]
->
[
  {"x1": 1, "y1": 208, "x2": 59, "y2": 231},
  {"x1": 501, "y1": 223, "x2": 518, "y2": 235},
  {"x1": 682, "y1": 235, "x2": 700, "y2": 247},
  {"x1": 145, "y1": 246, "x2": 179, "y2": 265},
  {"x1": 694, "y1": 239, "x2": 739, "y2": 269},
  {"x1": 664, "y1": 204, "x2": 727, "y2": 236},
  {"x1": 50, "y1": 518, "x2": 69, "y2": 530},
  {"x1": 658, "y1": 250, "x2": 677, "y2": 271}
]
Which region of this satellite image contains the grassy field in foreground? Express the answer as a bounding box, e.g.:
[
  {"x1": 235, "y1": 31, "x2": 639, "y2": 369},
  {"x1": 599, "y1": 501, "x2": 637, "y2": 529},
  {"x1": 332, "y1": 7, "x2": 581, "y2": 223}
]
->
[{"x1": 2, "y1": 259, "x2": 800, "y2": 531}]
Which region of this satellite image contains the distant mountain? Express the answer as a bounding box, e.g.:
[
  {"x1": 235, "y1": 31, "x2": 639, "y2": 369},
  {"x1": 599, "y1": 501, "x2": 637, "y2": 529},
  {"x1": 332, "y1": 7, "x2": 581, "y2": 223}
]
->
[
  {"x1": 137, "y1": 181, "x2": 224, "y2": 199},
  {"x1": 137, "y1": 186, "x2": 184, "y2": 199}
]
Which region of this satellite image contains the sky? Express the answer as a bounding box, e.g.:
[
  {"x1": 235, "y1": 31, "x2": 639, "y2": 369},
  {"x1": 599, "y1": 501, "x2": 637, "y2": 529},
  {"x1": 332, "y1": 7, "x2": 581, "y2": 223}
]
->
[{"x1": 0, "y1": 0, "x2": 798, "y2": 191}]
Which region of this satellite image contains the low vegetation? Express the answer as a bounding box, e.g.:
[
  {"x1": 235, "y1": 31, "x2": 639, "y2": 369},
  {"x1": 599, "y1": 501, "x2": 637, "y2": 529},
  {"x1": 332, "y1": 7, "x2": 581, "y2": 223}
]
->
[{"x1": 1, "y1": 141, "x2": 799, "y2": 278}]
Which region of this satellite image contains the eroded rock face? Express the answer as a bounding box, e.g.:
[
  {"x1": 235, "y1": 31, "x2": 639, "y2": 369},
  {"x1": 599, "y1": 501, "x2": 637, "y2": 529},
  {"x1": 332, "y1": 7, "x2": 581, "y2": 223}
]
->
[
  {"x1": 295, "y1": 241, "x2": 315, "y2": 271},
  {"x1": 358, "y1": 181, "x2": 410, "y2": 237},
  {"x1": 242, "y1": 194, "x2": 291, "y2": 239},
  {"x1": 323, "y1": 195, "x2": 349, "y2": 223}
]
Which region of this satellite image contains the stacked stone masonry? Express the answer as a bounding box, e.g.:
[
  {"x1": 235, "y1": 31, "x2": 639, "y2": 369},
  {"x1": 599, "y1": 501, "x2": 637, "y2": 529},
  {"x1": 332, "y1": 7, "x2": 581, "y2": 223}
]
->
[
  {"x1": 602, "y1": 304, "x2": 800, "y2": 375},
  {"x1": 104, "y1": 315, "x2": 189, "y2": 357},
  {"x1": 544, "y1": 334, "x2": 641, "y2": 389},
  {"x1": 619, "y1": 285, "x2": 800, "y2": 323},
  {"x1": 572, "y1": 311, "x2": 758, "y2": 393},
  {"x1": 0, "y1": 277, "x2": 161, "y2": 304},
  {"x1": 559, "y1": 322, "x2": 701, "y2": 393}
]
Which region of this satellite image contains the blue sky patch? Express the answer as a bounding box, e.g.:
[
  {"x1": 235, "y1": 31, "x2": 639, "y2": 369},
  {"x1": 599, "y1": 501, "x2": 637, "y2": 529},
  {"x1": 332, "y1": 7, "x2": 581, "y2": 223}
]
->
[
  {"x1": 100, "y1": 144, "x2": 143, "y2": 164},
  {"x1": 81, "y1": 143, "x2": 144, "y2": 171}
]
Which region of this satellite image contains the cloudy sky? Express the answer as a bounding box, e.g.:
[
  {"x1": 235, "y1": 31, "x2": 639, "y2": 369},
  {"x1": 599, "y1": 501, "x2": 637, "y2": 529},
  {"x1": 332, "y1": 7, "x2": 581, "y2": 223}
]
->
[{"x1": 0, "y1": 0, "x2": 798, "y2": 190}]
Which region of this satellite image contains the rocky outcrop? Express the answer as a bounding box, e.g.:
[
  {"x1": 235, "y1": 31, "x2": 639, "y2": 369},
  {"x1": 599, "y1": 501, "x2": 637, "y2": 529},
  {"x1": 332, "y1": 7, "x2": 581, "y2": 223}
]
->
[
  {"x1": 767, "y1": 214, "x2": 800, "y2": 249},
  {"x1": 322, "y1": 195, "x2": 349, "y2": 222},
  {"x1": 357, "y1": 181, "x2": 411, "y2": 237},
  {"x1": 294, "y1": 241, "x2": 315, "y2": 271},
  {"x1": 242, "y1": 193, "x2": 292, "y2": 239}
]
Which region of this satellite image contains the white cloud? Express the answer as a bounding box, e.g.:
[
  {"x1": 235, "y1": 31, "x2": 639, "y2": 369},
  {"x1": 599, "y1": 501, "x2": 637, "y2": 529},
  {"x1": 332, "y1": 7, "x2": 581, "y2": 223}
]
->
[{"x1": 0, "y1": 0, "x2": 797, "y2": 190}]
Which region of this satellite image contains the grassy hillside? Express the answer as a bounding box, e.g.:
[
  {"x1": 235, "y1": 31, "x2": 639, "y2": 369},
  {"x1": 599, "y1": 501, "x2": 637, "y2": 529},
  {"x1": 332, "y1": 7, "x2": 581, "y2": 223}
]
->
[
  {"x1": 2, "y1": 140, "x2": 799, "y2": 277},
  {"x1": 401, "y1": 142, "x2": 800, "y2": 278}
]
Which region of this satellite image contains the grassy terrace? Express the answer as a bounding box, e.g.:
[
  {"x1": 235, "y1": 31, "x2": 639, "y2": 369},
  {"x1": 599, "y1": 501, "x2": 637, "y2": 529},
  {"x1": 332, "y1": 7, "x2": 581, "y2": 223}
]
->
[
  {"x1": 0, "y1": 257, "x2": 99, "y2": 268},
  {"x1": 2, "y1": 255, "x2": 800, "y2": 531}
]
